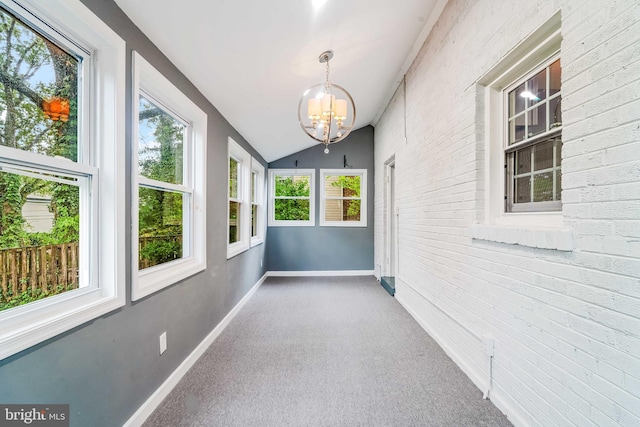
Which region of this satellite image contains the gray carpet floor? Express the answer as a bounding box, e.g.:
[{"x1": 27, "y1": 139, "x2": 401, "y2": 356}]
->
[{"x1": 144, "y1": 276, "x2": 512, "y2": 427}]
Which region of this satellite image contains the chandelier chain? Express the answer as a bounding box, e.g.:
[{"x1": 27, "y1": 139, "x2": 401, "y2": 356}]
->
[{"x1": 325, "y1": 57, "x2": 330, "y2": 84}]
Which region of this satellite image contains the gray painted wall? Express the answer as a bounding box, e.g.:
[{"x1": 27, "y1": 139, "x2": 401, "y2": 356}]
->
[
  {"x1": 266, "y1": 126, "x2": 374, "y2": 271},
  {"x1": 0, "y1": 1, "x2": 267, "y2": 426}
]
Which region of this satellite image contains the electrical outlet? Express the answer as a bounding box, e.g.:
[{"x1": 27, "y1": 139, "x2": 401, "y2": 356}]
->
[{"x1": 159, "y1": 332, "x2": 167, "y2": 355}]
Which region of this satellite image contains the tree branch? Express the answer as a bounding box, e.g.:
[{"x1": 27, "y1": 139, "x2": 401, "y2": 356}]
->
[
  {"x1": 2, "y1": 19, "x2": 16, "y2": 71},
  {"x1": 0, "y1": 66, "x2": 43, "y2": 106},
  {"x1": 14, "y1": 40, "x2": 38, "y2": 75},
  {"x1": 139, "y1": 107, "x2": 163, "y2": 120}
]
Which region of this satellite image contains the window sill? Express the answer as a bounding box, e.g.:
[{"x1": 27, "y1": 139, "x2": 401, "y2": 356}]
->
[
  {"x1": 227, "y1": 241, "x2": 250, "y2": 259},
  {"x1": 469, "y1": 223, "x2": 573, "y2": 251},
  {"x1": 268, "y1": 221, "x2": 315, "y2": 227},
  {"x1": 319, "y1": 222, "x2": 368, "y2": 227},
  {"x1": 250, "y1": 237, "x2": 264, "y2": 247},
  {"x1": 0, "y1": 287, "x2": 124, "y2": 360},
  {"x1": 133, "y1": 256, "x2": 206, "y2": 300}
]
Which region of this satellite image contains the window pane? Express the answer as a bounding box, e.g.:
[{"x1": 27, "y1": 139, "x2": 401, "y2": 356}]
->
[
  {"x1": 251, "y1": 172, "x2": 256, "y2": 203},
  {"x1": 508, "y1": 83, "x2": 526, "y2": 116},
  {"x1": 138, "y1": 187, "x2": 183, "y2": 269},
  {"x1": 251, "y1": 204, "x2": 258, "y2": 237},
  {"x1": 229, "y1": 201, "x2": 240, "y2": 243},
  {"x1": 509, "y1": 114, "x2": 525, "y2": 144},
  {"x1": 533, "y1": 172, "x2": 554, "y2": 202},
  {"x1": 343, "y1": 200, "x2": 361, "y2": 221},
  {"x1": 325, "y1": 175, "x2": 361, "y2": 197},
  {"x1": 138, "y1": 96, "x2": 185, "y2": 184},
  {"x1": 550, "y1": 96, "x2": 562, "y2": 128},
  {"x1": 556, "y1": 169, "x2": 562, "y2": 201},
  {"x1": 549, "y1": 59, "x2": 561, "y2": 96},
  {"x1": 324, "y1": 198, "x2": 342, "y2": 221},
  {"x1": 506, "y1": 58, "x2": 562, "y2": 211},
  {"x1": 0, "y1": 170, "x2": 81, "y2": 312},
  {"x1": 514, "y1": 176, "x2": 531, "y2": 204},
  {"x1": 229, "y1": 158, "x2": 239, "y2": 199},
  {"x1": 0, "y1": 7, "x2": 79, "y2": 161},
  {"x1": 527, "y1": 68, "x2": 547, "y2": 102},
  {"x1": 534, "y1": 140, "x2": 554, "y2": 171},
  {"x1": 274, "y1": 199, "x2": 310, "y2": 221},
  {"x1": 325, "y1": 199, "x2": 361, "y2": 222},
  {"x1": 324, "y1": 175, "x2": 340, "y2": 197},
  {"x1": 275, "y1": 175, "x2": 310, "y2": 197},
  {"x1": 515, "y1": 147, "x2": 532, "y2": 174},
  {"x1": 527, "y1": 103, "x2": 547, "y2": 138}
]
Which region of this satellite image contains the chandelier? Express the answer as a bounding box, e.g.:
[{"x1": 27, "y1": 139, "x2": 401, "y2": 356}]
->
[{"x1": 298, "y1": 50, "x2": 356, "y2": 153}]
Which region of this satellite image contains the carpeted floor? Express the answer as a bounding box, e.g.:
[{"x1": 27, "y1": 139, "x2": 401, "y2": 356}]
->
[{"x1": 144, "y1": 276, "x2": 512, "y2": 426}]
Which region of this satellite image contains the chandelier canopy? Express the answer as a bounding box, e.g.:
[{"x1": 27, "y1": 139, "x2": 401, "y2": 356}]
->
[{"x1": 298, "y1": 51, "x2": 356, "y2": 153}]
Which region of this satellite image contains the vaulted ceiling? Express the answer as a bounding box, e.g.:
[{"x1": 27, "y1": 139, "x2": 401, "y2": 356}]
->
[{"x1": 114, "y1": 0, "x2": 446, "y2": 162}]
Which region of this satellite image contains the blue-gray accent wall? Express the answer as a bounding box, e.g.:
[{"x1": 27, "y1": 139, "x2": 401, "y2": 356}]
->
[
  {"x1": 0, "y1": 1, "x2": 267, "y2": 426},
  {"x1": 266, "y1": 126, "x2": 374, "y2": 272}
]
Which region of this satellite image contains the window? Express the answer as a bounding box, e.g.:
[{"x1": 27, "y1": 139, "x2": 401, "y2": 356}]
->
[
  {"x1": 320, "y1": 169, "x2": 367, "y2": 227},
  {"x1": 268, "y1": 169, "x2": 315, "y2": 227},
  {"x1": 476, "y1": 12, "x2": 564, "y2": 228},
  {"x1": 228, "y1": 137, "x2": 251, "y2": 258},
  {"x1": 132, "y1": 51, "x2": 206, "y2": 300},
  {"x1": 471, "y1": 12, "x2": 572, "y2": 251},
  {"x1": 0, "y1": 0, "x2": 125, "y2": 359},
  {"x1": 229, "y1": 157, "x2": 241, "y2": 244},
  {"x1": 250, "y1": 159, "x2": 265, "y2": 246},
  {"x1": 505, "y1": 56, "x2": 562, "y2": 212}
]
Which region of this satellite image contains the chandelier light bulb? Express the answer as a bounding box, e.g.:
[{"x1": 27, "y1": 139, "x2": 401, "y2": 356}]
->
[
  {"x1": 321, "y1": 94, "x2": 335, "y2": 116},
  {"x1": 335, "y1": 99, "x2": 347, "y2": 119},
  {"x1": 308, "y1": 98, "x2": 321, "y2": 119}
]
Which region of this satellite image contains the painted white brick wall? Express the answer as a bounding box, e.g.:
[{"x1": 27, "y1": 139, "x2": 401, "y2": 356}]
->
[{"x1": 374, "y1": 0, "x2": 640, "y2": 426}]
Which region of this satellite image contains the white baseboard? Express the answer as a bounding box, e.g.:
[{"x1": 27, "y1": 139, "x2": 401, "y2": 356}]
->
[
  {"x1": 395, "y1": 278, "x2": 525, "y2": 427},
  {"x1": 267, "y1": 270, "x2": 374, "y2": 277},
  {"x1": 395, "y1": 279, "x2": 485, "y2": 388},
  {"x1": 123, "y1": 272, "x2": 268, "y2": 427}
]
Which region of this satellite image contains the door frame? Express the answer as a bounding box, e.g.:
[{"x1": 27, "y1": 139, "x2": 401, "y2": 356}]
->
[{"x1": 384, "y1": 156, "x2": 396, "y2": 278}]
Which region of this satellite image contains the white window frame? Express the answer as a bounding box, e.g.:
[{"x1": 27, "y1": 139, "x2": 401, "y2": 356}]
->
[
  {"x1": 504, "y1": 54, "x2": 562, "y2": 213},
  {"x1": 0, "y1": 0, "x2": 126, "y2": 360},
  {"x1": 131, "y1": 51, "x2": 207, "y2": 300},
  {"x1": 227, "y1": 137, "x2": 251, "y2": 258},
  {"x1": 250, "y1": 159, "x2": 266, "y2": 247},
  {"x1": 471, "y1": 12, "x2": 572, "y2": 251},
  {"x1": 319, "y1": 169, "x2": 367, "y2": 227},
  {"x1": 478, "y1": 12, "x2": 563, "y2": 229},
  {"x1": 268, "y1": 169, "x2": 316, "y2": 227}
]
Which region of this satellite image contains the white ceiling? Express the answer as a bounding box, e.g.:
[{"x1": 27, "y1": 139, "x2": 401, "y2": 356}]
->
[{"x1": 114, "y1": 0, "x2": 446, "y2": 162}]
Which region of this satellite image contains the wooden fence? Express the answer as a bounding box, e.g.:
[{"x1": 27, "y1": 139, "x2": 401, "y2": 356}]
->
[{"x1": 0, "y1": 242, "x2": 79, "y2": 301}]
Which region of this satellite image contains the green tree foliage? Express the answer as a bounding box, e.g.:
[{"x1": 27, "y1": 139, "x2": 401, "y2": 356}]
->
[
  {"x1": 274, "y1": 176, "x2": 310, "y2": 221},
  {"x1": 0, "y1": 8, "x2": 79, "y2": 249},
  {"x1": 139, "y1": 238, "x2": 181, "y2": 267},
  {"x1": 0, "y1": 8, "x2": 80, "y2": 308},
  {"x1": 0, "y1": 172, "x2": 27, "y2": 248},
  {"x1": 0, "y1": 284, "x2": 68, "y2": 311},
  {"x1": 228, "y1": 158, "x2": 239, "y2": 242},
  {"x1": 137, "y1": 102, "x2": 185, "y2": 267},
  {"x1": 331, "y1": 175, "x2": 361, "y2": 219}
]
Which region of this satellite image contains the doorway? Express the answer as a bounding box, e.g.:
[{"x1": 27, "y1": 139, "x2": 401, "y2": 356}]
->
[{"x1": 382, "y1": 157, "x2": 396, "y2": 296}]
